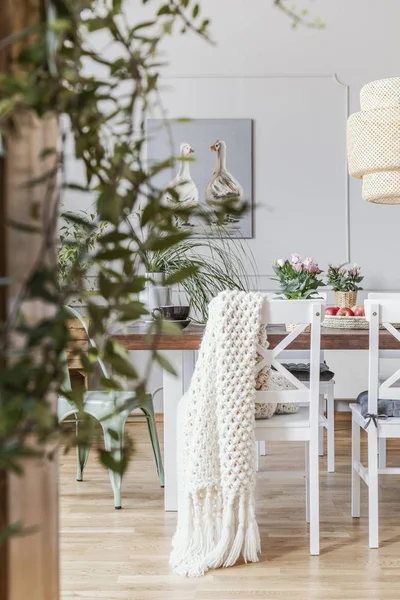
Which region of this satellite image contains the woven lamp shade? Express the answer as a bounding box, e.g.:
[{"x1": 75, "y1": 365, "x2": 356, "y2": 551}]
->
[{"x1": 347, "y1": 78, "x2": 400, "y2": 204}]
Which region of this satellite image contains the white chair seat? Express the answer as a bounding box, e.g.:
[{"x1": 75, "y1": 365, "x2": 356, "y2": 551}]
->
[
  {"x1": 256, "y1": 406, "x2": 309, "y2": 428},
  {"x1": 256, "y1": 406, "x2": 328, "y2": 428},
  {"x1": 350, "y1": 402, "x2": 400, "y2": 437},
  {"x1": 255, "y1": 407, "x2": 326, "y2": 442}
]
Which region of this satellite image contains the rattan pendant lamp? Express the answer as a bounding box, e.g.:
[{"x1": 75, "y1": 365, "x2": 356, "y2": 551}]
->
[{"x1": 347, "y1": 77, "x2": 400, "y2": 204}]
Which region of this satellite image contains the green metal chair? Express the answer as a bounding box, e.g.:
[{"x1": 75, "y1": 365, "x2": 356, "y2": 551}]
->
[{"x1": 58, "y1": 305, "x2": 164, "y2": 508}]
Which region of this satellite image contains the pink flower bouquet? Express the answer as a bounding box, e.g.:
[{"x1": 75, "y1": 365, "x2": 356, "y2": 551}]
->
[{"x1": 272, "y1": 254, "x2": 325, "y2": 299}]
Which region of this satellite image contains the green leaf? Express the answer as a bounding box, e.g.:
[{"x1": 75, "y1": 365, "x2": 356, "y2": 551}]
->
[
  {"x1": 99, "y1": 449, "x2": 128, "y2": 476},
  {"x1": 97, "y1": 191, "x2": 123, "y2": 226},
  {"x1": 63, "y1": 182, "x2": 91, "y2": 193},
  {"x1": 47, "y1": 19, "x2": 72, "y2": 33},
  {"x1": 112, "y1": 0, "x2": 123, "y2": 13},
  {"x1": 124, "y1": 277, "x2": 147, "y2": 294},
  {"x1": 0, "y1": 521, "x2": 37, "y2": 545},
  {"x1": 62, "y1": 212, "x2": 94, "y2": 231},
  {"x1": 85, "y1": 17, "x2": 108, "y2": 33},
  {"x1": 100, "y1": 376, "x2": 123, "y2": 390},
  {"x1": 95, "y1": 248, "x2": 131, "y2": 261},
  {"x1": 98, "y1": 231, "x2": 129, "y2": 244},
  {"x1": 192, "y1": 4, "x2": 199, "y2": 18},
  {"x1": 119, "y1": 302, "x2": 148, "y2": 321},
  {"x1": 107, "y1": 428, "x2": 120, "y2": 441},
  {"x1": 154, "y1": 352, "x2": 177, "y2": 376},
  {"x1": 107, "y1": 354, "x2": 138, "y2": 379},
  {"x1": 157, "y1": 5, "x2": 173, "y2": 15},
  {"x1": 151, "y1": 319, "x2": 182, "y2": 337},
  {"x1": 146, "y1": 231, "x2": 190, "y2": 251},
  {"x1": 131, "y1": 20, "x2": 156, "y2": 32},
  {"x1": 98, "y1": 272, "x2": 116, "y2": 299},
  {"x1": 164, "y1": 265, "x2": 198, "y2": 285}
]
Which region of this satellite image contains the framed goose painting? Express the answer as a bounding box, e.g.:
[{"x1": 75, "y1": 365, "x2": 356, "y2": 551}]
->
[{"x1": 146, "y1": 118, "x2": 253, "y2": 238}]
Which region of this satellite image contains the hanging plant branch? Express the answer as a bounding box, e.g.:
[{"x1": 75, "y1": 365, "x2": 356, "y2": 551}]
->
[
  {"x1": 274, "y1": 0, "x2": 325, "y2": 28},
  {"x1": 0, "y1": 0, "x2": 230, "y2": 544}
]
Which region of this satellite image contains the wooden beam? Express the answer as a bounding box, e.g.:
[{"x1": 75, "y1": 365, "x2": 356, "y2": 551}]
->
[
  {"x1": 1, "y1": 2, "x2": 60, "y2": 599},
  {"x1": 0, "y1": 4, "x2": 10, "y2": 598}
]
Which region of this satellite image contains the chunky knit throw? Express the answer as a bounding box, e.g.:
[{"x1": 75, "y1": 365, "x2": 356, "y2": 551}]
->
[{"x1": 170, "y1": 291, "x2": 264, "y2": 577}]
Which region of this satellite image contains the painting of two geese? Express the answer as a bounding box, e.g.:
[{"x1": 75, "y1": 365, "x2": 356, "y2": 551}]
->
[{"x1": 147, "y1": 118, "x2": 253, "y2": 238}]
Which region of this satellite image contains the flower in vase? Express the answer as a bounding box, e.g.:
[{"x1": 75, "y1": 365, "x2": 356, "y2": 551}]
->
[
  {"x1": 291, "y1": 253, "x2": 302, "y2": 265},
  {"x1": 293, "y1": 262, "x2": 303, "y2": 272}
]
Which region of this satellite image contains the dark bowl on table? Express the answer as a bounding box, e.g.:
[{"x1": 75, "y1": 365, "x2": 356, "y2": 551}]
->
[{"x1": 151, "y1": 305, "x2": 190, "y2": 321}]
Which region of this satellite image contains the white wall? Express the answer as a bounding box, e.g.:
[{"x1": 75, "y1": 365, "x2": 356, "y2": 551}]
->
[{"x1": 65, "y1": 0, "x2": 400, "y2": 411}]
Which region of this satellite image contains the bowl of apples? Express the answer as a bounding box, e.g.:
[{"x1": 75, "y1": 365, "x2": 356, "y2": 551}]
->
[{"x1": 322, "y1": 305, "x2": 370, "y2": 329}]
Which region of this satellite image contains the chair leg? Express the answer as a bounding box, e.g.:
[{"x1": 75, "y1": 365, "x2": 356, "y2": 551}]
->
[
  {"x1": 319, "y1": 395, "x2": 325, "y2": 456},
  {"x1": 142, "y1": 404, "x2": 164, "y2": 488},
  {"x1": 378, "y1": 437, "x2": 386, "y2": 469},
  {"x1": 259, "y1": 441, "x2": 267, "y2": 456},
  {"x1": 309, "y1": 434, "x2": 320, "y2": 555},
  {"x1": 101, "y1": 416, "x2": 127, "y2": 509},
  {"x1": 75, "y1": 415, "x2": 92, "y2": 482},
  {"x1": 327, "y1": 386, "x2": 335, "y2": 473},
  {"x1": 305, "y1": 441, "x2": 310, "y2": 524},
  {"x1": 368, "y1": 427, "x2": 379, "y2": 548},
  {"x1": 351, "y1": 417, "x2": 361, "y2": 518}
]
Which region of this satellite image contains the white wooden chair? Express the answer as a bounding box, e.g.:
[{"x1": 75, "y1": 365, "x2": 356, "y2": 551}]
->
[
  {"x1": 351, "y1": 294, "x2": 400, "y2": 548},
  {"x1": 369, "y1": 293, "x2": 400, "y2": 470},
  {"x1": 255, "y1": 297, "x2": 324, "y2": 555},
  {"x1": 257, "y1": 350, "x2": 335, "y2": 473}
]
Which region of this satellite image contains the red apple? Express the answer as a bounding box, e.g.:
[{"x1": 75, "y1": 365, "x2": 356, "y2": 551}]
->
[
  {"x1": 352, "y1": 305, "x2": 365, "y2": 317},
  {"x1": 325, "y1": 306, "x2": 340, "y2": 316},
  {"x1": 337, "y1": 307, "x2": 354, "y2": 317}
]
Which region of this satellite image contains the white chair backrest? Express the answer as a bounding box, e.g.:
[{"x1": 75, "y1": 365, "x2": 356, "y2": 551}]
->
[
  {"x1": 255, "y1": 297, "x2": 325, "y2": 412},
  {"x1": 365, "y1": 296, "x2": 400, "y2": 410},
  {"x1": 368, "y1": 293, "x2": 400, "y2": 300}
]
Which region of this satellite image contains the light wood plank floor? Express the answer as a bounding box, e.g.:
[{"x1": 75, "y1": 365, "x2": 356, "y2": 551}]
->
[{"x1": 60, "y1": 416, "x2": 400, "y2": 600}]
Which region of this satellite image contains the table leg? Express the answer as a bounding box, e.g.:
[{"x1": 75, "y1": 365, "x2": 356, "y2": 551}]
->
[{"x1": 162, "y1": 350, "x2": 184, "y2": 512}]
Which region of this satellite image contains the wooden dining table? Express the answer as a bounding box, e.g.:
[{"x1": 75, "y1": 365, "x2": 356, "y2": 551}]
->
[{"x1": 111, "y1": 323, "x2": 400, "y2": 511}]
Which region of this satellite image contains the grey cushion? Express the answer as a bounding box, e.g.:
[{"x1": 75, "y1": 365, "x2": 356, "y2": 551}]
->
[
  {"x1": 279, "y1": 362, "x2": 335, "y2": 382},
  {"x1": 357, "y1": 390, "x2": 400, "y2": 418}
]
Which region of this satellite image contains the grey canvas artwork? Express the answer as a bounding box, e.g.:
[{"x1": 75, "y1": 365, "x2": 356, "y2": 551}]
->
[{"x1": 146, "y1": 118, "x2": 253, "y2": 238}]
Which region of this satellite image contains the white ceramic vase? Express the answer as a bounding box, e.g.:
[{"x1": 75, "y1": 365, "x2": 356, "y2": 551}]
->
[{"x1": 145, "y1": 272, "x2": 171, "y2": 312}]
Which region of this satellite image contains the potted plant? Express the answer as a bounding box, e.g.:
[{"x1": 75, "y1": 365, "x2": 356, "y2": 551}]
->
[
  {"x1": 326, "y1": 263, "x2": 364, "y2": 308},
  {"x1": 131, "y1": 216, "x2": 258, "y2": 323},
  {"x1": 272, "y1": 254, "x2": 325, "y2": 331}
]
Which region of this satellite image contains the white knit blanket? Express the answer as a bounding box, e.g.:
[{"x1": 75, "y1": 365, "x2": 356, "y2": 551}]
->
[{"x1": 170, "y1": 290, "x2": 264, "y2": 577}]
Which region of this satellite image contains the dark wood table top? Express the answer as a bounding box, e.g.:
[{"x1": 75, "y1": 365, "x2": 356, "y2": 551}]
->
[{"x1": 111, "y1": 323, "x2": 400, "y2": 351}]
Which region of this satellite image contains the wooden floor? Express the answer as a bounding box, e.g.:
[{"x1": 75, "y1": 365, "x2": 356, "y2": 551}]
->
[{"x1": 61, "y1": 416, "x2": 400, "y2": 600}]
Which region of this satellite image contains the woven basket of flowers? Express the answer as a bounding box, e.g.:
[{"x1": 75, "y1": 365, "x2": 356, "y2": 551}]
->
[{"x1": 327, "y1": 263, "x2": 364, "y2": 309}]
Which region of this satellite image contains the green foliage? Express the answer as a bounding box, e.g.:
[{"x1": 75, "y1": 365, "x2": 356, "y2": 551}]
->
[
  {"x1": 0, "y1": 0, "x2": 216, "y2": 544},
  {"x1": 272, "y1": 255, "x2": 325, "y2": 300},
  {"x1": 273, "y1": 0, "x2": 325, "y2": 28},
  {"x1": 0, "y1": 0, "x2": 315, "y2": 544},
  {"x1": 58, "y1": 209, "x2": 106, "y2": 296},
  {"x1": 327, "y1": 264, "x2": 364, "y2": 292},
  {"x1": 140, "y1": 219, "x2": 258, "y2": 322}
]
